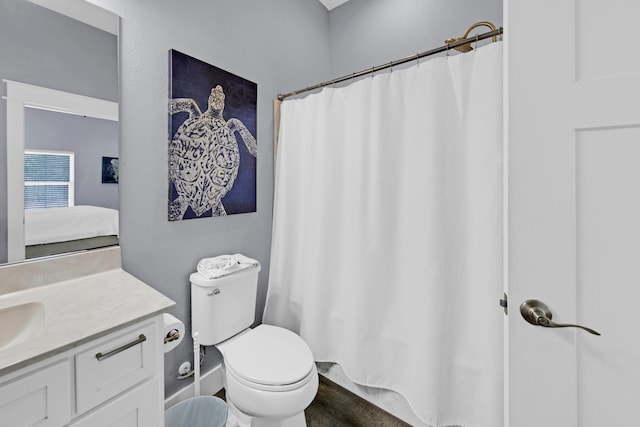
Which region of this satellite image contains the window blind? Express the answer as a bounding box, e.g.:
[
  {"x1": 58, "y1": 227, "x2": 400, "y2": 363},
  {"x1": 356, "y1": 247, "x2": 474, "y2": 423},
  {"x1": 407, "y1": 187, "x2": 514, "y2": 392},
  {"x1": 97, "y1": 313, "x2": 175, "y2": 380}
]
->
[{"x1": 24, "y1": 151, "x2": 74, "y2": 209}]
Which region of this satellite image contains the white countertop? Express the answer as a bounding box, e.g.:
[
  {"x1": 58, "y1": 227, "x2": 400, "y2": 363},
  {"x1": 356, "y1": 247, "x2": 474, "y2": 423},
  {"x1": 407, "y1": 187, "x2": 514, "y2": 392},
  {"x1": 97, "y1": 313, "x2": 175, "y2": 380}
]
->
[{"x1": 0, "y1": 267, "x2": 175, "y2": 376}]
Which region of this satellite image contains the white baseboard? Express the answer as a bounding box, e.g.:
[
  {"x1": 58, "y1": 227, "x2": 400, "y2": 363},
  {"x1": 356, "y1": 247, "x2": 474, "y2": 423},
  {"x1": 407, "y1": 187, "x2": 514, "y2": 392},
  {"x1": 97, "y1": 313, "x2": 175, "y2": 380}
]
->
[{"x1": 164, "y1": 364, "x2": 224, "y2": 410}]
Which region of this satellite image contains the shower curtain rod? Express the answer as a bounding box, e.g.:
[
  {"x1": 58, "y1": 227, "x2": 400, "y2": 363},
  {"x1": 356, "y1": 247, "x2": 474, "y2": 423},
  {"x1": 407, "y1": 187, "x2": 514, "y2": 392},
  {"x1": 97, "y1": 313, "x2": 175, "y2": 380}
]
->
[{"x1": 277, "y1": 27, "x2": 503, "y2": 101}]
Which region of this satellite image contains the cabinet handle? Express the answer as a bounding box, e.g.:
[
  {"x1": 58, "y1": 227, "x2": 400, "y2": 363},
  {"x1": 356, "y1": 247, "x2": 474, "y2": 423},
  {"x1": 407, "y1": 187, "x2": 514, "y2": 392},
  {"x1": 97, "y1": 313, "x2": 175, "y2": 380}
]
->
[{"x1": 95, "y1": 334, "x2": 147, "y2": 361}]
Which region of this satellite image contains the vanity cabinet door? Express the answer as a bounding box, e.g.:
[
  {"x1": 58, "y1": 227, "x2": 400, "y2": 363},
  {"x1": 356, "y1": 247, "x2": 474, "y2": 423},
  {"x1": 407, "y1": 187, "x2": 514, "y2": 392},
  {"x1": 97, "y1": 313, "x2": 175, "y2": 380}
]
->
[
  {"x1": 0, "y1": 360, "x2": 71, "y2": 427},
  {"x1": 75, "y1": 321, "x2": 158, "y2": 415},
  {"x1": 70, "y1": 378, "x2": 161, "y2": 427}
]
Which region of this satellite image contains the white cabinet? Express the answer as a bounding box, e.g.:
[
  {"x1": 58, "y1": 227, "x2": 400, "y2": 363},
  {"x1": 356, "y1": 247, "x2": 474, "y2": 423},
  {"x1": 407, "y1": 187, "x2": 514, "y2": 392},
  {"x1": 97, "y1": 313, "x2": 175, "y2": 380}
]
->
[
  {"x1": 71, "y1": 379, "x2": 161, "y2": 427},
  {"x1": 0, "y1": 360, "x2": 71, "y2": 427},
  {"x1": 75, "y1": 322, "x2": 158, "y2": 415},
  {"x1": 0, "y1": 316, "x2": 164, "y2": 427}
]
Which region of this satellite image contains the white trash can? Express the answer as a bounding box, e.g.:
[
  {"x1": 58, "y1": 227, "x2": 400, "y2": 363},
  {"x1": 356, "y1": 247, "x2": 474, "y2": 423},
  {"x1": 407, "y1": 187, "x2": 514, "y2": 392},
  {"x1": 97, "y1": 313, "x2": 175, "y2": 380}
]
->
[{"x1": 165, "y1": 396, "x2": 227, "y2": 427}]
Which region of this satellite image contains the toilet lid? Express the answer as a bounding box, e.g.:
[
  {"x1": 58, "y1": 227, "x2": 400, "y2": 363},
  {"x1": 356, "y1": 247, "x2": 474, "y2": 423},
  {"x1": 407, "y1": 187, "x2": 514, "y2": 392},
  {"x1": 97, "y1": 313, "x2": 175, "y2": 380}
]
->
[{"x1": 224, "y1": 325, "x2": 314, "y2": 386}]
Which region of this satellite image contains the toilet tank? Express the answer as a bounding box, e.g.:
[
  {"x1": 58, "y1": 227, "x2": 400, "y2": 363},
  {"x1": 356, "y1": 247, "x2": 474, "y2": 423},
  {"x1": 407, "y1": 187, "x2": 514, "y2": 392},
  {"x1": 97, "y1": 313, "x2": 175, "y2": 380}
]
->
[{"x1": 191, "y1": 264, "x2": 261, "y2": 346}]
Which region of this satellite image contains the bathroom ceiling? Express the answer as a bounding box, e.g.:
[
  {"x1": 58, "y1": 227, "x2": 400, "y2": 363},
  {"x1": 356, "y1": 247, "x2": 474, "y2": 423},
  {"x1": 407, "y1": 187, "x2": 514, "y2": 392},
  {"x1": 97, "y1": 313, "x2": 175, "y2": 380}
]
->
[{"x1": 318, "y1": 0, "x2": 350, "y2": 11}]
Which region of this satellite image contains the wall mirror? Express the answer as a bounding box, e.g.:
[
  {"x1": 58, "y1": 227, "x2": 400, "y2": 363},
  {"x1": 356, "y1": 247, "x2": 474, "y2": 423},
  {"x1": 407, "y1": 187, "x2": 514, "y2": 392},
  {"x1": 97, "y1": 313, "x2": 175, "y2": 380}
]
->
[{"x1": 1, "y1": 0, "x2": 119, "y2": 264}]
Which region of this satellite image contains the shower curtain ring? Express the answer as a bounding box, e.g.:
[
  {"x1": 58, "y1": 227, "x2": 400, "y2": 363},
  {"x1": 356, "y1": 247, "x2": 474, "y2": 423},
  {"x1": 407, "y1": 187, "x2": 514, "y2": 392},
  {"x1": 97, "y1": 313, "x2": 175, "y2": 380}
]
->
[
  {"x1": 371, "y1": 66, "x2": 375, "y2": 78},
  {"x1": 475, "y1": 33, "x2": 480, "y2": 49},
  {"x1": 416, "y1": 53, "x2": 420, "y2": 66}
]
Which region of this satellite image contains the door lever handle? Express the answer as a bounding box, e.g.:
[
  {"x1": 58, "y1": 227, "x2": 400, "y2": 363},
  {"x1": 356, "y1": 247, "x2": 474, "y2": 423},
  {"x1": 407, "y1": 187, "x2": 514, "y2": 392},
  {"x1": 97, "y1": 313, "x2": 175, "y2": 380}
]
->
[{"x1": 520, "y1": 299, "x2": 601, "y2": 336}]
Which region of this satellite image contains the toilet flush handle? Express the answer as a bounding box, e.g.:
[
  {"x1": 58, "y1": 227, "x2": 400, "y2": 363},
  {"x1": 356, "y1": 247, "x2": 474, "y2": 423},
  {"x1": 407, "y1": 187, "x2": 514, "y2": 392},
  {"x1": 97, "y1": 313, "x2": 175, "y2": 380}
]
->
[{"x1": 207, "y1": 288, "x2": 221, "y2": 296}]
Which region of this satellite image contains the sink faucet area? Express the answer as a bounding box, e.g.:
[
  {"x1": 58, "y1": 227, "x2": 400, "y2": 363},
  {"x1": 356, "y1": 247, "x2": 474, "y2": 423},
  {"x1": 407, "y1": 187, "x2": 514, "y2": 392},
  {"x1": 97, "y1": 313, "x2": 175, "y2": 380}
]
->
[{"x1": 0, "y1": 302, "x2": 44, "y2": 350}]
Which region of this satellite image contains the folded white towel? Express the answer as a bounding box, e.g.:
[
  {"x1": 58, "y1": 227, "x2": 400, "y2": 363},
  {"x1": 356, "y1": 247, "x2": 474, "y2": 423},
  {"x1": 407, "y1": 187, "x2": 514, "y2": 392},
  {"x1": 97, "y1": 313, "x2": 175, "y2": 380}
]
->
[{"x1": 197, "y1": 254, "x2": 260, "y2": 279}]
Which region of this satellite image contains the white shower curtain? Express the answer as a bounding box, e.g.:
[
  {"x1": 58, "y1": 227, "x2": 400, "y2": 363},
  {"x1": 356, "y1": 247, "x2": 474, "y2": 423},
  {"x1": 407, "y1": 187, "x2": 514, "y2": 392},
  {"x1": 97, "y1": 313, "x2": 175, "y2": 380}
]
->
[{"x1": 264, "y1": 42, "x2": 503, "y2": 427}]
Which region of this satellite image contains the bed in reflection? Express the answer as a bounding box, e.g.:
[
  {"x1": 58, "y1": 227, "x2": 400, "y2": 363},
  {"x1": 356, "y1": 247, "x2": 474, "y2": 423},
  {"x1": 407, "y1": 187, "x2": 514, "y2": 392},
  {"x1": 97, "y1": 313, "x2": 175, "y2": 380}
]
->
[{"x1": 25, "y1": 205, "x2": 119, "y2": 259}]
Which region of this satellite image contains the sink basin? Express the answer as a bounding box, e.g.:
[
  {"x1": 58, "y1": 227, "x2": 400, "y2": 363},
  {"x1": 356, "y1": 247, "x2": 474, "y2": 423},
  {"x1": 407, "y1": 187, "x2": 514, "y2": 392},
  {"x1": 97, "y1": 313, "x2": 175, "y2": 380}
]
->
[{"x1": 0, "y1": 302, "x2": 45, "y2": 350}]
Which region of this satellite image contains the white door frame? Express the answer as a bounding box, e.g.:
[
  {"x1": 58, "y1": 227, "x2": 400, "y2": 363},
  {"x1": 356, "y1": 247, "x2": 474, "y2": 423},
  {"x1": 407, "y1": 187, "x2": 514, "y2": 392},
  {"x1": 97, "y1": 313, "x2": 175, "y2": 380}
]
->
[{"x1": 3, "y1": 80, "x2": 118, "y2": 263}]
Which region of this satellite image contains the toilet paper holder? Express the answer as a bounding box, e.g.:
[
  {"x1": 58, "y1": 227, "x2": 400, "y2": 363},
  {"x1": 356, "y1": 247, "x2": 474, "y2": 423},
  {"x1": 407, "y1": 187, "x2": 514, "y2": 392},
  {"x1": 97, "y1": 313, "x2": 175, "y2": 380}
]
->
[{"x1": 164, "y1": 329, "x2": 181, "y2": 344}]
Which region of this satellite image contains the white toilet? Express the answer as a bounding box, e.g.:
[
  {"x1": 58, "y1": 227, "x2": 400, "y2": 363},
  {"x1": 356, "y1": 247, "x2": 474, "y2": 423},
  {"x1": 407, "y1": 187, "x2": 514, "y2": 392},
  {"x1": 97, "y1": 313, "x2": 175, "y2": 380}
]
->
[{"x1": 191, "y1": 262, "x2": 318, "y2": 427}]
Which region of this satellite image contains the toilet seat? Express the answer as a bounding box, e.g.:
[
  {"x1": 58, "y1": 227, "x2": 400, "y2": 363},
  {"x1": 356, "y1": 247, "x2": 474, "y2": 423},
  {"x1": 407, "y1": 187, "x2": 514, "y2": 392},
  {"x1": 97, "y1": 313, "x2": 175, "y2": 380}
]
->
[
  {"x1": 226, "y1": 361, "x2": 316, "y2": 392},
  {"x1": 223, "y1": 325, "x2": 314, "y2": 391}
]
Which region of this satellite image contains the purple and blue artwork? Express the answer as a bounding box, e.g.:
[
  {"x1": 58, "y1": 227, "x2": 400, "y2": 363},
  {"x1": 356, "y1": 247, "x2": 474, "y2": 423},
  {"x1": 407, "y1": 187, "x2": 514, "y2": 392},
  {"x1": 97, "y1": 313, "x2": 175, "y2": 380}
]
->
[
  {"x1": 168, "y1": 49, "x2": 257, "y2": 221},
  {"x1": 101, "y1": 156, "x2": 119, "y2": 184}
]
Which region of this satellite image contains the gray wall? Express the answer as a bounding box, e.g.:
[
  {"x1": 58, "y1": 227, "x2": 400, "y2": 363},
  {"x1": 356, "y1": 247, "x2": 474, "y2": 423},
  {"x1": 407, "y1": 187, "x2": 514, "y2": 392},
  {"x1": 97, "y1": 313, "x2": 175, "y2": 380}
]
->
[
  {"x1": 88, "y1": 0, "x2": 331, "y2": 397},
  {"x1": 85, "y1": 0, "x2": 502, "y2": 400},
  {"x1": 329, "y1": 0, "x2": 502, "y2": 76},
  {"x1": 0, "y1": 0, "x2": 118, "y2": 262},
  {"x1": 25, "y1": 108, "x2": 119, "y2": 210}
]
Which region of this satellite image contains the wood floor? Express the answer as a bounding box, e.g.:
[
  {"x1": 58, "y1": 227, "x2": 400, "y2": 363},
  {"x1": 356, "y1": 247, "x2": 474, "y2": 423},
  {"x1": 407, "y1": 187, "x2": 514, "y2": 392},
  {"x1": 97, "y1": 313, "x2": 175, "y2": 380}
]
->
[{"x1": 215, "y1": 374, "x2": 411, "y2": 426}]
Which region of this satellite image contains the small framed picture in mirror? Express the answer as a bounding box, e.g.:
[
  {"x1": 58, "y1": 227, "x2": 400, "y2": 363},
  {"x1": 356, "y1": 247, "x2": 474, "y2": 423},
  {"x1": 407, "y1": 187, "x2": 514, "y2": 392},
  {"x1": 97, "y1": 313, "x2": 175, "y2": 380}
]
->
[{"x1": 101, "y1": 156, "x2": 119, "y2": 184}]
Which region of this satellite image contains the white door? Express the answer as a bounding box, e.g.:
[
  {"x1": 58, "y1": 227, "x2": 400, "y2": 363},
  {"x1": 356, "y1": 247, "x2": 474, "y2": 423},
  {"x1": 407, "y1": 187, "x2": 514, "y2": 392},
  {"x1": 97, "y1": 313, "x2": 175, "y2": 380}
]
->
[{"x1": 506, "y1": 0, "x2": 640, "y2": 426}]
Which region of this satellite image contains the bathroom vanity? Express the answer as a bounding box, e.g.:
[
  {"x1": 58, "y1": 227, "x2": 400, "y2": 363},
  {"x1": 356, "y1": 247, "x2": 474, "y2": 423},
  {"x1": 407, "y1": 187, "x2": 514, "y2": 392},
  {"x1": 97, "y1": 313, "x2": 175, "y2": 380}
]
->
[{"x1": 0, "y1": 247, "x2": 175, "y2": 426}]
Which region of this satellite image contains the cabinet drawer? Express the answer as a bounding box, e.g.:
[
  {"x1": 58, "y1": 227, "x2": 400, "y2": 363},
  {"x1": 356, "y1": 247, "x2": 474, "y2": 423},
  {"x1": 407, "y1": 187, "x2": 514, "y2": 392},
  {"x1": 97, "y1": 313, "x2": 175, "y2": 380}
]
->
[
  {"x1": 70, "y1": 378, "x2": 161, "y2": 427},
  {"x1": 75, "y1": 322, "x2": 157, "y2": 414},
  {"x1": 0, "y1": 360, "x2": 71, "y2": 427}
]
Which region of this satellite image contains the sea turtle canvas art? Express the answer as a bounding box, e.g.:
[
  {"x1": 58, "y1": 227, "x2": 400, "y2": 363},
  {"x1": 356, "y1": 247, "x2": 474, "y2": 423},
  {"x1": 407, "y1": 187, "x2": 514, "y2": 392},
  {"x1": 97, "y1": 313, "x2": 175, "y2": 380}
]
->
[{"x1": 168, "y1": 50, "x2": 257, "y2": 221}]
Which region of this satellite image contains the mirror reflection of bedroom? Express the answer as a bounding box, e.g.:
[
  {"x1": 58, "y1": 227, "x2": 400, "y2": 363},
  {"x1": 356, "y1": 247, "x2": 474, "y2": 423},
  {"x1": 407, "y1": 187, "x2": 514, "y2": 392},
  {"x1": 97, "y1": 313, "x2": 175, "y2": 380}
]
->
[
  {"x1": 1, "y1": 0, "x2": 119, "y2": 264},
  {"x1": 24, "y1": 108, "x2": 119, "y2": 259}
]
